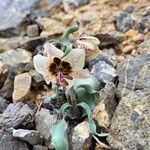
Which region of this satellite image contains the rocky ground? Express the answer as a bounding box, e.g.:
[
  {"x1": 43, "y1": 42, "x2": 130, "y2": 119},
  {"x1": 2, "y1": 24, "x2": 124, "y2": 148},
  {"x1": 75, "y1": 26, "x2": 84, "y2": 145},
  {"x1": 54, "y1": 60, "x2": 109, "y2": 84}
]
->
[{"x1": 0, "y1": 0, "x2": 150, "y2": 150}]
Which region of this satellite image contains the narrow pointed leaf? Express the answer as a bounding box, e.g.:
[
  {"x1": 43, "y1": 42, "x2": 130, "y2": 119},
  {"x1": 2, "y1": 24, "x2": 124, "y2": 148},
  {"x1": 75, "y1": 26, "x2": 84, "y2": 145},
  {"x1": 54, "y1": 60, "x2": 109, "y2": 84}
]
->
[
  {"x1": 77, "y1": 102, "x2": 108, "y2": 137},
  {"x1": 51, "y1": 118, "x2": 69, "y2": 150}
]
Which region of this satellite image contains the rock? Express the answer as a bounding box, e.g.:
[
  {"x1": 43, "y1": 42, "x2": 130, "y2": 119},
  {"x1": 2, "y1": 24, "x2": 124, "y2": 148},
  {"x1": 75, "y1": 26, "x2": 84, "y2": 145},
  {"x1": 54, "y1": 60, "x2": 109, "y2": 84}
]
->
[
  {"x1": 88, "y1": 54, "x2": 113, "y2": 71},
  {"x1": 0, "y1": 49, "x2": 32, "y2": 67},
  {"x1": 0, "y1": 63, "x2": 33, "y2": 99},
  {"x1": 0, "y1": 129, "x2": 29, "y2": 150},
  {"x1": 29, "y1": 69, "x2": 45, "y2": 88},
  {"x1": 0, "y1": 102, "x2": 34, "y2": 129},
  {"x1": 124, "y1": 5, "x2": 135, "y2": 14},
  {"x1": 35, "y1": 108, "x2": 57, "y2": 147},
  {"x1": 63, "y1": 0, "x2": 90, "y2": 12},
  {"x1": 36, "y1": 18, "x2": 66, "y2": 38},
  {"x1": 91, "y1": 58, "x2": 117, "y2": 87},
  {"x1": 122, "y1": 44, "x2": 135, "y2": 53},
  {"x1": 71, "y1": 121, "x2": 91, "y2": 150},
  {"x1": 13, "y1": 129, "x2": 40, "y2": 145},
  {"x1": 13, "y1": 73, "x2": 32, "y2": 102},
  {"x1": 94, "y1": 31, "x2": 124, "y2": 48},
  {"x1": 0, "y1": 97, "x2": 9, "y2": 113},
  {"x1": 136, "y1": 7, "x2": 150, "y2": 32},
  {"x1": 33, "y1": 145, "x2": 48, "y2": 150},
  {"x1": 0, "y1": 0, "x2": 38, "y2": 37},
  {"x1": 93, "y1": 83, "x2": 118, "y2": 129},
  {"x1": 0, "y1": 61, "x2": 8, "y2": 88},
  {"x1": 138, "y1": 39, "x2": 150, "y2": 54},
  {"x1": 107, "y1": 90, "x2": 150, "y2": 150},
  {"x1": 0, "y1": 36, "x2": 46, "y2": 52},
  {"x1": 117, "y1": 53, "x2": 150, "y2": 97},
  {"x1": 26, "y1": 24, "x2": 39, "y2": 37},
  {"x1": 0, "y1": 49, "x2": 32, "y2": 99},
  {"x1": 115, "y1": 11, "x2": 134, "y2": 32},
  {"x1": 47, "y1": 0, "x2": 61, "y2": 6}
]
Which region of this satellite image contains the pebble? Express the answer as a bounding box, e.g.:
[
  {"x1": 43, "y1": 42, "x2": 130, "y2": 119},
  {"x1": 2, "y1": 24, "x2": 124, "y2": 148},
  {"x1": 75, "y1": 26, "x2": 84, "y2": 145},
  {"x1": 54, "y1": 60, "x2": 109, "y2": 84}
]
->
[
  {"x1": 116, "y1": 11, "x2": 134, "y2": 32},
  {"x1": 26, "y1": 24, "x2": 39, "y2": 37},
  {"x1": 122, "y1": 44, "x2": 135, "y2": 53},
  {"x1": 13, "y1": 72, "x2": 32, "y2": 102},
  {"x1": 13, "y1": 129, "x2": 40, "y2": 145}
]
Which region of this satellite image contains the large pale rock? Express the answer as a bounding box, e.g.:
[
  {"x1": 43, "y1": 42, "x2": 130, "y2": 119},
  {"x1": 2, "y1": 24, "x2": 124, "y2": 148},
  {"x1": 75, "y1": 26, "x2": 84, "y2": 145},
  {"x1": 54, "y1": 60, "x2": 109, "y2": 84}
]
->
[
  {"x1": 108, "y1": 90, "x2": 150, "y2": 150},
  {"x1": 13, "y1": 129, "x2": 40, "y2": 145},
  {"x1": 13, "y1": 72, "x2": 32, "y2": 102},
  {"x1": 71, "y1": 121, "x2": 91, "y2": 150}
]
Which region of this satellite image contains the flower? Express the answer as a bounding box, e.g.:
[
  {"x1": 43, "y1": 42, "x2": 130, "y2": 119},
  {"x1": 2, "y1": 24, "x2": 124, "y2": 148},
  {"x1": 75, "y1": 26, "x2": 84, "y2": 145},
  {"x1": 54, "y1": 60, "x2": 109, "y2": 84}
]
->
[
  {"x1": 73, "y1": 33, "x2": 100, "y2": 61},
  {"x1": 33, "y1": 42, "x2": 90, "y2": 89}
]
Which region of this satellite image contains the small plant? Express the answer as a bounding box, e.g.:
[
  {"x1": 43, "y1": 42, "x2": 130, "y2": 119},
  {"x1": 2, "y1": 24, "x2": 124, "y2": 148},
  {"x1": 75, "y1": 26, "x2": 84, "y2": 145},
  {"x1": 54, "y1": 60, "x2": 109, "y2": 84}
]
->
[{"x1": 33, "y1": 21, "x2": 108, "y2": 150}]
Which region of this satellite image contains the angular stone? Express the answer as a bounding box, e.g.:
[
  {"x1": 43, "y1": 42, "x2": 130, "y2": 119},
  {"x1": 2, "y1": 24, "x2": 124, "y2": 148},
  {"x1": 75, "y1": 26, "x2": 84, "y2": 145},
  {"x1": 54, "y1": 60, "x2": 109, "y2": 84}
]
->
[
  {"x1": 94, "y1": 31, "x2": 124, "y2": 48},
  {"x1": 0, "y1": 63, "x2": 33, "y2": 99},
  {"x1": 0, "y1": 102, "x2": 34, "y2": 128},
  {"x1": 13, "y1": 129, "x2": 40, "y2": 145},
  {"x1": 0, "y1": 97, "x2": 9, "y2": 113},
  {"x1": 117, "y1": 53, "x2": 150, "y2": 97},
  {"x1": 36, "y1": 18, "x2": 66, "y2": 38},
  {"x1": 116, "y1": 11, "x2": 134, "y2": 32},
  {"x1": 0, "y1": 36, "x2": 46, "y2": 52},
  {"x1": 29, "y1": 69, "x2": 45, "y2": 88},
  {"x1": 63, "y1": 0, "x2": 90, "y2": 12},
  {"x1": 91, "y1": 60, "x2": 117, "y2": 87},
  {"x1": 0, "y1": 49, "x2": 32, "y2": 67},
  {"x1": 47, "y1": 0, "x2": 61, "y2": 6},
  {"x1": 72, "y1": 121, "x2": 91, "y2": 150},
  {"x1": 93, "y1": 83, "x2": 118, "y2": 129},
  {"x1": 0, "y1": 0, "x2": 38, "y2": 37},
  {"x1": 35, "y1": 108, "x2": 57, "y2": 147},
  {"x1": 107, "y1": 90, "x2": 150, "y2": 150},
  {"x1": 13, "y1": 72, "x2": 32, "y2": 102},
  {"x1": 88, "y1": 54, "x2": 113, "y2": 71},
  {"x1": 33, "y1": 145, "x2": 48, "y2": 150},
  {"x1": 138, "y1": 39, "x2": 150, "y2": 54},
  {"x1": 0, "y1": 129, "x2": 29, "y2": 150},
  {"x1": 26, "y1": 24, "x2": 39, "y2": 37},
  {"x1": 0, "y1": 61, "x2": 8, "y2": 88}
]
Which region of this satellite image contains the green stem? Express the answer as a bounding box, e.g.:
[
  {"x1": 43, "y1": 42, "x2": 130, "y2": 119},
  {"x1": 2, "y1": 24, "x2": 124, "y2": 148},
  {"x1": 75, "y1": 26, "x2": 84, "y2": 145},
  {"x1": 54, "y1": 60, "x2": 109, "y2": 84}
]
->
[{"x1": 61, "y1": 21, "x2": 80, "y2": 43}]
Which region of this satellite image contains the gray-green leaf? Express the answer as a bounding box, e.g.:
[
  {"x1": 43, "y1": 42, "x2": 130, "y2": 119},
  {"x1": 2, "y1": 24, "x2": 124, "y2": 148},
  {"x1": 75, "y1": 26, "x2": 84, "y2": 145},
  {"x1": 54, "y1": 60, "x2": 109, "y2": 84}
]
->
[{"x1": 51, "y1": 118, "x2": 69, "y2": 150}]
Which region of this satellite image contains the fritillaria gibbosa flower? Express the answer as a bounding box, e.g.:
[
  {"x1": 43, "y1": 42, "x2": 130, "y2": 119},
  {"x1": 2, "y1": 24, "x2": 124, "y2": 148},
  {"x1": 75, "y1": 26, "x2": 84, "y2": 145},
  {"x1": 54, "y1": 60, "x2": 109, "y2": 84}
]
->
[
  {"x1": 73, "y1": 33, "x2": 100, "y2": 61},
  {"x1": 33, "y1": 42, "x2": 90, "y2": 89}
]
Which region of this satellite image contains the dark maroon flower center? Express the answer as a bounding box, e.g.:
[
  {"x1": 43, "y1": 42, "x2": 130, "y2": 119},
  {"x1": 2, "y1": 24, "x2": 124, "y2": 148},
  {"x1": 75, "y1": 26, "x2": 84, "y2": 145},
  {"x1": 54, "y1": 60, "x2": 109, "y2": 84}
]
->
[{"x1": 49, "y1": 57, "x2": 72, "y2": 76}]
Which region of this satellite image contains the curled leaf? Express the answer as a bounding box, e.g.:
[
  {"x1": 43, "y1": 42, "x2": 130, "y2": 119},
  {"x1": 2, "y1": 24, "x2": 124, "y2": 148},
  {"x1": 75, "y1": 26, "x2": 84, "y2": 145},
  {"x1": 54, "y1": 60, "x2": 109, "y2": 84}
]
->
[
  {"x1": 77, "y1": 102, "x2": 108, "y2": 137},
  {"x1": 59, "y1": 102, "x2": 73, "y2": 118},
  {"x1": 51, "y1": 118, "x2": 69, "y2": 150},
  {"x1": 66, "y1": 76, "x2": 99, "y2": 109}
]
